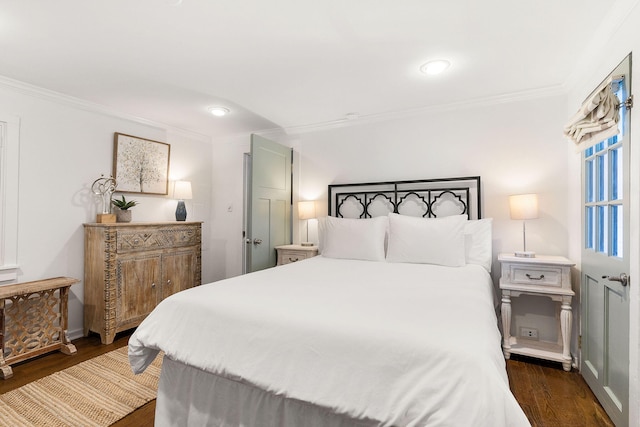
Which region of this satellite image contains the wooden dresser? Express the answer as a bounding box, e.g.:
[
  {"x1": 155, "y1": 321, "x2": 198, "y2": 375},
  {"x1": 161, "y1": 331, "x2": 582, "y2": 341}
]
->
[{"x1": 84, "y1": 222, "x2": 202, "y2": 344}]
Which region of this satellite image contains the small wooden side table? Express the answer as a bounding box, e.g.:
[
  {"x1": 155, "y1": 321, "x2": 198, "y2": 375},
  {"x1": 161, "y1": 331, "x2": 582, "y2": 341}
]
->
[
  {"x1": 499, "y1": 254, "x2": 575, "y2": 371},
  {"x1": 275, "y1": 244, "x2": 319, "y2": 265},
  {"x1": 0, "y1": 277, "x2": 79, "y2": 379}
]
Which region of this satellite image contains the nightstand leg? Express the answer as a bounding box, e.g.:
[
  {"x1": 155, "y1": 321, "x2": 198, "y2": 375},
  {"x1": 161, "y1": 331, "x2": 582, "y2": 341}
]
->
[
  {"x1": 501, "y1": 293, "x2": 512, "y2": 359},
  {"x1": 560, "y1": 296, "x2": 572, "y2": 371}
]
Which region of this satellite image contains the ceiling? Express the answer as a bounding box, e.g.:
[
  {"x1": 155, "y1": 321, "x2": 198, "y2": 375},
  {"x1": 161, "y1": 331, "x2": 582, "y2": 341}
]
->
[{"x1": 0, "y1": 1, "x2": 615, "y2": 139}]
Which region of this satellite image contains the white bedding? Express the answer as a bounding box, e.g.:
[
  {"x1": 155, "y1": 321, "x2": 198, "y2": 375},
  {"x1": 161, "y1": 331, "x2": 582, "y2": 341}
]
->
[{"x1": 129, "y1": 256, "x2": 530, "y2": 427}]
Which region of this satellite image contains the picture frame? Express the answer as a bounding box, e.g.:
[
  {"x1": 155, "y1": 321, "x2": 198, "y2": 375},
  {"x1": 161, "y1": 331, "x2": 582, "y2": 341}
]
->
[{"x1": 112, "y1": 133, "x2": 171, "y2": 195}]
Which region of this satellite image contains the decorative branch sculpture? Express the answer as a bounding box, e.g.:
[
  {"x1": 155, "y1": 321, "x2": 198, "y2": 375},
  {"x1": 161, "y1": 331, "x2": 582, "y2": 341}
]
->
[{"x1": 91, "y1": 175, "x2": 117, "y2": 215}]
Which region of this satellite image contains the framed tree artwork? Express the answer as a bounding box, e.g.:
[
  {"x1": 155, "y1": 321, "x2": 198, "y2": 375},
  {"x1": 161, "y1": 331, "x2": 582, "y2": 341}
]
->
[{"x1": 113, "y1": 133, "x2": 171, "y2": 195}]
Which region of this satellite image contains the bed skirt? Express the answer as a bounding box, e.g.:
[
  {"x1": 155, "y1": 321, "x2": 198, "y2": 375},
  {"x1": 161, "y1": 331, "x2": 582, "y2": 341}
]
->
[{"x1": 156, "y1": 355, "x2": 379, "y2": 427}]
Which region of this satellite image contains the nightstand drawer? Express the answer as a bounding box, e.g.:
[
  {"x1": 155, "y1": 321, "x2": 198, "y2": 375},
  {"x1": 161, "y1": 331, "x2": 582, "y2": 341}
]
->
[
  {"x1": 279, "y1": 250, "x2": 312, "y2": 265},
  {"x1": 275, "y1": 245, "x2": 319, "y2": 266},
  {"x1": 510, "y1": 266, "x2": 563, "y2": 288}
]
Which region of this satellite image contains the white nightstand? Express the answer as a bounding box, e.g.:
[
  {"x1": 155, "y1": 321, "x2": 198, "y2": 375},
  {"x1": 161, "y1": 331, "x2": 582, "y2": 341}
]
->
[
  {"x1": 498, "y1": 253, "x2": 575, "y2": 371},
  {"x1": 275, "y1": 244, "x2": 319, "y2": 266}
]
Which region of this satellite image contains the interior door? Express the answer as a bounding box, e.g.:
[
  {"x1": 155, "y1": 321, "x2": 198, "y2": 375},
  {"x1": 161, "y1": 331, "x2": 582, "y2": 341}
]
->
[
  {"x1": 246, "y1": 134, "x2": 292, "y2": 272},
  {"x1": 581, "y1": 55, "x2": 631, "y2": 427}
]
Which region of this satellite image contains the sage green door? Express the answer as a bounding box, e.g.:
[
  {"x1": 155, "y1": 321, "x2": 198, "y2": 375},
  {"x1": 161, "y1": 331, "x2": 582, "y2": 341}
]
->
[
  {"x1": 581, "y1": 55, "x2": 631, "y2": 427},
  {"x1": 246, "y1": 134, "x2": 292, "y2": 272}
]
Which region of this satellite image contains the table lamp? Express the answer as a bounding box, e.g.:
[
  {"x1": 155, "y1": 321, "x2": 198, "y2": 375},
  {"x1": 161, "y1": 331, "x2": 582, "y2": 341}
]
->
[
  {"x1": 509, "y1": 193, "x2": 538, "y2": 258},
  {"x1": 298, "y1": 200, "x2": 316, "y2": 246},
  {"x1": 174, "y1": 181, "x2": 192, "y2": 221}
]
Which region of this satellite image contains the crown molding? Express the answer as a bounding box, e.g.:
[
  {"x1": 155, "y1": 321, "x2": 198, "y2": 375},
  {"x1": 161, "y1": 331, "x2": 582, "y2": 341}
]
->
[
  {"x1": 0, "y1": 75, "x2": 211, "y2": 142},
  {"x1": 279, "y1": 84, "x2": 567, "y2": 135},
  {"x1": 0, "y1": 73, "x2": 569, "y2": 142}
]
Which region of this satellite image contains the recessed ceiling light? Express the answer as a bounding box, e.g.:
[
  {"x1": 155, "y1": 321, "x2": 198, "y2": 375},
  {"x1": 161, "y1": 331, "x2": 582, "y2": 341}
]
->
[
  {"x1": 209, "y1": 107, "x2": 230, "y2": 117},
  {"x1": 420, "y1": 60, "x2": 451, "y2": 75}
]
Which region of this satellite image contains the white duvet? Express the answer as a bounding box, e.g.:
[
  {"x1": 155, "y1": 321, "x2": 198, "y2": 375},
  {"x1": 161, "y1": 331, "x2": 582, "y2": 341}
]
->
[{"x1": 129, "y1": 256, "x2": 530, "y2": 427}]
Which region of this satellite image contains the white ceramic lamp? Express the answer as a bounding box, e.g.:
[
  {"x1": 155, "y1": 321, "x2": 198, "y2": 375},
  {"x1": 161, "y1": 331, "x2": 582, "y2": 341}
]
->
[
  {"x1": 298, "y1": 200, "x2": 316, "y2": 246},
  {"x1": 174, "y1": 181, "x2": 193, "y2": 221},
  {"x1": 509, "y1": 193, "x2": 539, "y2": 258}
]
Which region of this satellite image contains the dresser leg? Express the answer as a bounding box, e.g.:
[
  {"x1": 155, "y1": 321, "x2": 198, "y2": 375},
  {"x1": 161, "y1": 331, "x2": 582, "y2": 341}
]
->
[
  {"x1": 501, "y1": 293, "x2": 512, "y2": 359},
  {"x1": 101, "y1": 331, "x2": 116, "y2": 345}
]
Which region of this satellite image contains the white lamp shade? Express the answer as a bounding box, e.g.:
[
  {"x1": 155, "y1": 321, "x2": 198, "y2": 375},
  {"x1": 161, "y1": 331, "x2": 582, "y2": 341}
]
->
[
  {"x1": 174, "y1": 181, "x2": 193, "y2": 200},
  {"x1": 298, "y1": 201, "x2": 316, "y2": 220},
  {"x1": 509, "y1": 193, "x2": 539, "y2": 220}
]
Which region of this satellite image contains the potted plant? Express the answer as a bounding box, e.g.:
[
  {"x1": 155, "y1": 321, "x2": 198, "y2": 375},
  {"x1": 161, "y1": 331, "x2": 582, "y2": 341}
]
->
[{"x1": 111, "y1": 195, "x2": 138, "y2": 223}]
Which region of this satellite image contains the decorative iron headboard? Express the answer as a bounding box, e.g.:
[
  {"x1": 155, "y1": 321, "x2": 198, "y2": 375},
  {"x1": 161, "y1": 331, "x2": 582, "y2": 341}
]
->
[{"x1": 328, "y1": 176, "x2": 481, "y2": 219}]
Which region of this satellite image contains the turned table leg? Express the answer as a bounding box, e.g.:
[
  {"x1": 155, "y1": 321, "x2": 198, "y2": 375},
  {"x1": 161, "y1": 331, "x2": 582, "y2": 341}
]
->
[
  {"x1": 501, "y1": 292, "x2": 512, "y2": 359},
  {"x1": 560, "y1": 295, "x2": 573, "y2": 371}
]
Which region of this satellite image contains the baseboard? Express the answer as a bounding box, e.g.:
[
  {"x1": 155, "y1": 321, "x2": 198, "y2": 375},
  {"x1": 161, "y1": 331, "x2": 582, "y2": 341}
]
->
[{"x1": 68, "y1": 328, "x2": 85, "y2": 341}]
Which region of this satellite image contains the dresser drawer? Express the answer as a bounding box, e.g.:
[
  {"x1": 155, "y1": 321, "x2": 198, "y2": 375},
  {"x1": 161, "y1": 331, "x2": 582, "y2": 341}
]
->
[
  {"x1": 508, "y1": 265, "x2": 564, "y2": 288},
  {"x1": 116, "y1": 225, "x2": 201, "y2": 254}
]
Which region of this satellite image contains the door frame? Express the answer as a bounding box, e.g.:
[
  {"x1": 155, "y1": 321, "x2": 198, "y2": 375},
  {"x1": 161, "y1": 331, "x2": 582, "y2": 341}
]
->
[
  {"x1": 243, "y1": 136, "x2": 293, "y2": 274},
  {"x1": 243, "y1": 152, "x2": 251, "y2": 274}
]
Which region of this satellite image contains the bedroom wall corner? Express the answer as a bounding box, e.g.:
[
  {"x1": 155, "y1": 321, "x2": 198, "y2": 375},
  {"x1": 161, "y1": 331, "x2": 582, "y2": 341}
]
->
[
  {"x1": 210, "y1": 135, "x2": 250, "y2": 281},
  {"x1": 0, "y1": 83, "x2": 215, "y2": 341},
  {"x1": 209, "y1": 131, "x2": 298, "y2": 281}
]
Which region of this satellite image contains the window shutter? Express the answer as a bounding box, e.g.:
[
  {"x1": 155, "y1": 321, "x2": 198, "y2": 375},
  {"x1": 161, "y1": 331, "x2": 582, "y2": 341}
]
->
[{"x1": 564, "y1": 76, "x2": 620, "y2": 151}]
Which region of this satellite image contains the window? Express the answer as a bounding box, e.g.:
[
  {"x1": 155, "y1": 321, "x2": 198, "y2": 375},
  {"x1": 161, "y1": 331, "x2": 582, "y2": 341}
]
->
[
  {"x1": 584, "y1": 79, "x2": 626, "y2": 257},
  {"x1": 0, "y1": 115, "x2": 20, "y2": 283}
]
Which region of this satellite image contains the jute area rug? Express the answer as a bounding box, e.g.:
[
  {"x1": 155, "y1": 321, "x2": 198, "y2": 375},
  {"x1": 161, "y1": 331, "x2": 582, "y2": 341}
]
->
[{"x1": 0, "y1": 346, "x2": 162, "y2": 427}]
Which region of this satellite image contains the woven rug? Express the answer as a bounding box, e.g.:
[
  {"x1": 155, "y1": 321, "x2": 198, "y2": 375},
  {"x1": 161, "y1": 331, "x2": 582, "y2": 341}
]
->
[{"x1": 0, "y1": 346, "x2": 162, "y2": 427}]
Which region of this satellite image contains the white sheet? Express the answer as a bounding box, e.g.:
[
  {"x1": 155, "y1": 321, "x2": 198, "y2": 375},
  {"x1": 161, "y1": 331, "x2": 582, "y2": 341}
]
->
[{"x1": 129, "y1": 256, "x2": 530, "y2": 427}]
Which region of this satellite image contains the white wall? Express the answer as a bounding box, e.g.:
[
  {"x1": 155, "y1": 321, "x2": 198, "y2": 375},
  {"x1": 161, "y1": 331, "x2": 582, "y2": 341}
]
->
[
  {"x1": 212, "y1": 93, "x2": 574, "y2": 348},
  {"x1": 0, "y1": 84, "x2": 215, "y2": 339},
  {"x1": 565, "y1": 1, "x2": 640, "y2": 424},
  {"x1": 210, "y1": 134, "x2": 251, "y2": 280},
  {"x1": 293, "y1": 95, "x2": 572, "y2": 342}
]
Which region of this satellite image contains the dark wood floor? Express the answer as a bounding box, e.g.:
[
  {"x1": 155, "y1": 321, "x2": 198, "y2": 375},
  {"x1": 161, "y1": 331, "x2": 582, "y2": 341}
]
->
[
  {"x1": 1, "y1": 332, "x2": 614, "y2": 427},
  {"x1": 506, "y1": 355, "x2": 614, "y2": 427}
]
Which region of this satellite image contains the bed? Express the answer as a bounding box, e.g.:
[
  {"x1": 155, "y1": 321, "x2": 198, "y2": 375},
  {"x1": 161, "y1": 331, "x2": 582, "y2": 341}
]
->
[{"x1": 128, "y1": 176, "x2": 531, "y2": 427}]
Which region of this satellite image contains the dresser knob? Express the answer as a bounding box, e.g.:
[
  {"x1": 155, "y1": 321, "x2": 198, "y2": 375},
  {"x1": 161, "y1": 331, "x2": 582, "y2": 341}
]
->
[{"x1": 151, "y1": 283, "x2": 156, "y2": 288}]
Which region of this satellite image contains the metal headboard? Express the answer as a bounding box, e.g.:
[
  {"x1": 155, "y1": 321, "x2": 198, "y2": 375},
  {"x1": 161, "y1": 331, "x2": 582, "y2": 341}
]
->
[{"x1": 328, "y1": 176, "x2": 481, "y2": 219}]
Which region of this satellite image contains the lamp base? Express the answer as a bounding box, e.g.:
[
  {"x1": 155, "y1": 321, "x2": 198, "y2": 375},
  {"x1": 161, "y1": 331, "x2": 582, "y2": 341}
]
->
[
  {"x1": 300, "y1": 242, "x2": 314, "y2": 247},
  {"x1": 514, "y1": 250, "x2": 536, "y2": 258},
  {"x1": 175, "y1": 200, "x2": 187, "y2": 221}
]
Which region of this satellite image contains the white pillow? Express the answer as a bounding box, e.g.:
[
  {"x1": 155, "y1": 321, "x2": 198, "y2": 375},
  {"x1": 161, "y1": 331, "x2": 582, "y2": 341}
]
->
[
  {"x1": 464, "y1": 218, "x2": 493, "y2": 272},
  {"x1": 319, "y1": 216, "x2": 387, "y2": 261},
  {"x1": 386, "y1": 213, "x2": 467, "y2": 266}
]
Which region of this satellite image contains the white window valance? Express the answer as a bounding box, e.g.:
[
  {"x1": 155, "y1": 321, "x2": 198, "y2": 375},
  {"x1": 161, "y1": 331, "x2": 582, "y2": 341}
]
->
[{"x1": 564, "y1": 76, "x2": 620, "y2": 151}]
